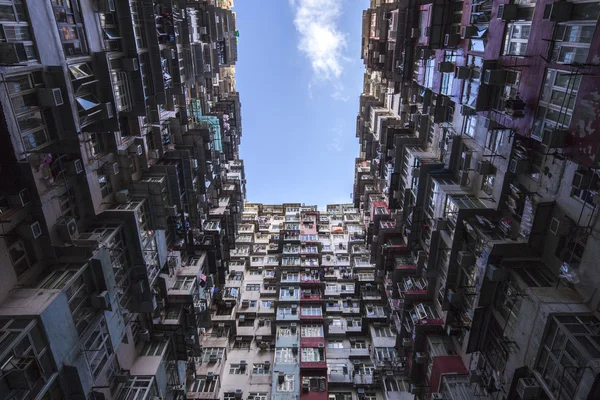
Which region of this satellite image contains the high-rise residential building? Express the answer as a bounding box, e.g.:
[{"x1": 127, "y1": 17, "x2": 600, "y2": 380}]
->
[
  {"x1": 2, "y1": 1, "x2": 600, "y2": 400},
  {"x1": 0, "y1": 1, "x2": 243, "y2": 400},
  {"x1": 355, "y1": 0, "x2": 600, "y2": 399}
]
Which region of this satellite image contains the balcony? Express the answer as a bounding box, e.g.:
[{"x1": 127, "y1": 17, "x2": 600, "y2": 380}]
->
[
  {"x1": 301, "y1": 289, "x2": 322, "y2": 302},
  {"x1": 394, "y1": 254, "x2": 417, "y2": 270},
  {"x1": 300, "y1": 348, "x2": 326, "y2": 369},
  {"x1": 398, "y1": 277, "x2": 428, "y2": 303},
  {"x1": 364, "y1": 304, "x2": 387, "y2": 319},
  {"x1": 280, "y1": 287, "x2": 300, "y2": 301},
  {"x1": 409, "y1": 303, "x2": 444, "y2": 326},
  {"x1": 300, "y1": 271, "x2": 322, "y2": 283}
]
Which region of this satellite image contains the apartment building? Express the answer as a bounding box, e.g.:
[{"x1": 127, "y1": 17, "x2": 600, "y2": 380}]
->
[
  {"x1": 188, "y1": 203, "x2": 412, "y2": 400},
  {"x1": 355, "y1": 0, "x2": 600, "y2": 399},
  {"x1": 0, "y1": 1, "x2": 244, "y2": 400}
]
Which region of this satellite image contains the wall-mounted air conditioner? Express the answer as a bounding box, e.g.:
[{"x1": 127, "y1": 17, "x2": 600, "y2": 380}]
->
[
  {"x1": 56, "y1": 217, "x2": 79, "y2": 243},
  {"x1": 455, "y1": 66, "x2": 471, "y2": 79},
  {"x1": 483, "y1": 69, "x2": 507, "y2": 85},
  {"x1": 461, "y1": 25, "x2": 479, "y2": 39},
  {"x1": 18, "y1": 221, "x2": 42, "y2": 239},
  {"x1": 149, "y1": 149, "x2": 160, "y2": 159},
  {"x1": 90, "y1": 291, "x2": 111, "y2": 311},
  {"x1": 437, "y1": 61, "x2": 455, "y2": 73},
  {"x1": 517, "y1": 377, "x2": 541, "y2": 400},
  {"x1": 115, "y1": 190, "x2": 129, "y2": 204},
  {"x1": 8, "y1": 189, "x2": 31, "y2": 208},
  {"x1": 129, "y1": 144, "x2": 143, "y2": 156},
  {"x1": 460, "y1": 105, "x2": 476, "y2": 116},
  {"x1": 486, "y1": 264, "x2": 507, "y2": 282},
  {"x1": 543, "y1": 2, "x2": 573, "y2": 22},
  {"x1": 104, "y1": 162, "x2": 119, "y2": 175},
  {"x1": 444, "y1": 33, "x2": 460, "y2": 47},
  {"x1": 476, "y1": 160, "x2": 496, "y2": 175},
  {"x1": 37, "y1": 88, "x2": 64, "y2": 107},
  {"x1": 509, "y1": 158, "x2": 529, "y2": 174},
  {"x1": 100, "y1": 102, "x2": 114, "y2": 119},
  {"x1": 120, "y1": 58, "x2": 139, "y2": 71},
  {"x1": 497, "y1": 4, "x2": 519, "y2": 21},
  {"x1": 549, "y1": 217, "x2": 573, "y2": 236}
]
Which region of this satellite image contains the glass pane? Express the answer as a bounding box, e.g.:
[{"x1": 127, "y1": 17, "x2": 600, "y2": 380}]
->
[
  {"x1": 0, "y1": 5, "x2": 16, "y2": 21},
  {"x1": 7, "y1": 75, "x2": 32, "y2": 94},
  {"x1": 17, "y1": 110, "x2": 43, "y2": 131}
]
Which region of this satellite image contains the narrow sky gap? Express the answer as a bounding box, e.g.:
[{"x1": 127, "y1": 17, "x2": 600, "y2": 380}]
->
[{"x1": 235, "y1": 0, "x2": 367, "y2": 207}]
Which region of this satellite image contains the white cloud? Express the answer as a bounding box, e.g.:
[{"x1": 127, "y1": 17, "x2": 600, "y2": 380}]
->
[{"x1": 290, "y1": 0, "x2": 348, "y2": 82}]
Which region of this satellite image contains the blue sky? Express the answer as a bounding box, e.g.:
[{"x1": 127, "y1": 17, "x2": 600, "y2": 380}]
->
[{"x1": 234, "y1": 0, "x2": 367, "y2": 207}]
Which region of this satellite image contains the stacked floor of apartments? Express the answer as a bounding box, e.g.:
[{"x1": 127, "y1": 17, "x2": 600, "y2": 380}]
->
[
  {"x1": 0, "y1": 1, "x2": 245, "y2": 400},
  {"x1": 352, "y1": 0, "x2": 600, "y2": 400}
]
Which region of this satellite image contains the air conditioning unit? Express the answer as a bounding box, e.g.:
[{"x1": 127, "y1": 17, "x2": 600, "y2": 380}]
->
[
  {"x1": 241, "y1": 299, "x2": 249, "y2": 308},
  {"x1": 402, "y1": 338, "x2": 413, "y2": 347},
  {"x1": 149, "y1": 149, "x2": 160, "y2": 159},
  {"x1": 457, "y1": 251, "x2": 475, "y2": 267},
  {"x1": 96, "y1": 0, "x2": 116, "y2": 12},
  {"x1": 115, "y1": 371, "x2": 131, "y2": 383},
  {"x1": 483, "y1": 69, "x2": 507, "y2": 85},
  {"x1": 120, "y1": 58, "x2": 139, "y2": 71},
  {"x1": 497, "y1": 4, "x2": 519, "y2": 21},
  {"x1": 433, "y1": 218, "x2": 448, "y2": 231},
  {"x1": 56, "y1": 217, "x2": 79, "y2": 242},
  {"x1": 460, "y1": 25, "x2": 479, "y2": 39},
  {"x1": 318, "y1": 343, "x2": 324, "y2": 348},
  {"x1": 37, "y1": 88, "x2": 64, "y2": 107},
  {"x1": 115, "y1": 189, "x2": 129, "y2": 204},
  {"x1": 0, "y1": 42, "x2": 28, "y2": 64},
  {"x1": 101, "y1": 102, "x2": 114, "y2": 119},
  {"x1": 208, "y1": 354, "x2": 218, "y2": 363},
  {"x1": 517, "y1": 377, "x2": 541, "y2": 399},
  {"x1": 444, "y1": 33, "x2": 460, "y2": 47},
  {"x1": 7, "y1": 189, "x2": 31, "y2": 207},
  {"x1": 418, "y1": 47, "x2": 432, "y2": 60},
  {"x1": 460, "y1": 105, "x2": 476, "y2": 116},
  {"x1": 129, "y1": 144, "x2": 143, "y2": 156},
  {"x1": 476, "y1": 160, "x2": 496, "y2": 175},
  {"x1": 549, "y1": 217, "x2": 573, "y2": 236},
  {"x1": 90, "y1": 291, "x2": 111, "y2": 311},
  {"x1": 411, "y1": 28, "x2": 421, "y2": 38},
  {"x1": 543, "y1": 2, "x2": 573, "y2": 22},
  {"x1": 486, "y1": 264, "x2": 507, "y2": 282},
  {"x1": 415, "y1": 352, "x2": 428, "y2": 363},
  {"x1": 70, "y1": 159, "x2": 84, "y2": 175},
  {"x1": 17, "y1": 221, "x2": 42, "y2": 240},
  {"x1": 104, "y1": 162, "x2": 119, "y2": 175},
  {"x1": 509, "y1": 158, "x2": 529, "y2": 174},
  {"x1": 572, "y1": 170, "x2": 593, "y2": 190},
  {"x1": 234, "y1": 389, "x2": 243, "y2": 399},
  {"x1": 455, "y1": 66, "x2": 471, "y2": 79},
  {"x1": 437, "y1": 61, "x2": 455, "y2": 73}
]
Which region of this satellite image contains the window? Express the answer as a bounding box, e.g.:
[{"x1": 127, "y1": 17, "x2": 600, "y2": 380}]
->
[
  {"x1": 246, "y1": 284, "x2": 260, "y2": 291},
  {"x1": 302, "y1": 376, "x2": 326, "y2": 392},
  {"x1": 536, "y1": 315, "x2": 600, "y2": 399},
  {"x1": 375, "y1": 347, "x2": 398, "y2": 362},
  {"x1": 385, "y1": 378, "x2": 410, "y2": 392},
  {"x1": 51, "y1": 0, "x2": 87, "y2": 56},
  {"x1": 84, "y1": 318, "x2": 113, "y2": 380},
  {"x1": 98, "y1": 175, "x2": 112, "y2": 198},
  {"x1": 172, "y1": 276, "x2": 195, "y2": 291},
  {"x1": 374, "y1": 327, "x2": 394, "y2": 337},
  {"x1": 351, "y1": 340, "x2": 367, "y2": 349},
  {"x1": 328, "y1": 340, "x2": 344, "y2": 348},
  {"x1": 503, "y1": 23, "x2": 531, "y2": 55},
  {"x1": 6, "y1": 72, "x2": 53, "y2": 154},
  {"x1": 533, "y1": 69, "x2": 581, "y2": 151},
  {"x1": 301, "y1": 325, "x2": 324, "y2": 337},
  {"x1": 277, "y1": 374, "x2": 294, "y2": 392},
  {"x1": 301, "y1": 347, "x2": 324, "y2": 362},
  {"x1": 358, "y1": 364, "x2": 375, "y2": 374},
  {"x1": 190, "y1": 377, "x2": 217, "y2": 393},
  {"x1": 301, "y1": 306, "x2": 322, "y2": 316},
  {"x1": 552, "y1": 23, "x2": 595, "y2": 64},
  {"x1": 0, "y1": 1, "x2": 36, "y2": 60},
  {"x1": 6, "y1": 234, "x2": 33, "y2": 276},
  {"x1": 275, "y1": 348, "x2": 296, "y2": 363},
  {"x1": 252, "y1": 364, "x2": 269, "y2": 374},
  {"x1": 201, "y1": 348, "x2": 225, "y2": 362},
  {"x1": 261, "y1": 300, "x2": 272, "y2": 309},
  {"x1": 248, "y1": 393, "x2": 268, "y2": 400},
  {"x1": 228, "y1": 364, "x2": 244, "y2": 374}
]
